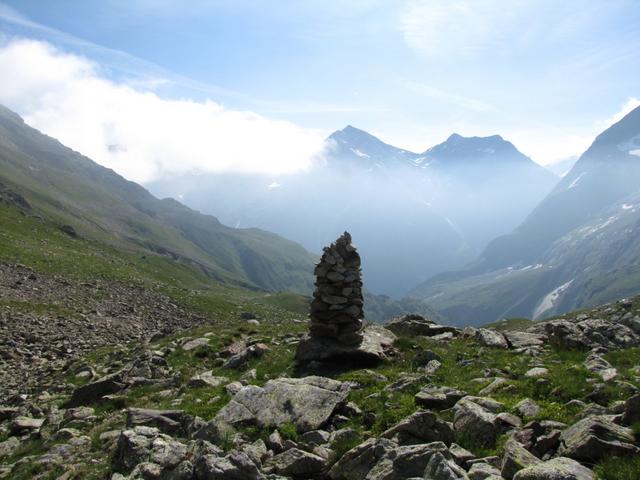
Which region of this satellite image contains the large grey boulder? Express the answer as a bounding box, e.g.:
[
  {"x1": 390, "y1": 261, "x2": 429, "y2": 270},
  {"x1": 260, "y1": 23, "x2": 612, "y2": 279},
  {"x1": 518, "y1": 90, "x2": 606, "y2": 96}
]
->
[
  {"x1": 328, "y1": 438, "x2": 449, "y2": 480},
  {"x1": 10, "y1": 416, "x2": 44, "y2": 435},
  {"x1": 415, "y1": 386, "x2": 467, "y2": 410},
  {"x1": 468, "y1": 462, "x2": 502, "y2": 480},
  {"x1": 194, "y1": 451, "x2": 264, "y2": 480},
  {"x1": 296, "y1": 325, "x2": 396, "y2": 364},
  {"x1": 503, "y1": 331, "x2": 545, "y2": 350},
  {"x1": 501, "y1": 439, "x2": 541, "y2": 479},
  {"x1": 513, "y1": 457, "x2": 594, "y2": 480},
  {"x1": 385, "y1": 314, "x2": 459, "y2": 337},
  {"x1": 328, "y1": 437, "x2": 396, "y2": 480},
  {"x1": 619, "y1": 393, "x2": 640, "y2": 426},
  {"x1": 212, "y1": 376, "x2": 350, "y2": 433},
  {"x1": 423, "y1": 451, "x2": 469, "y2": 480},
  {"x1": 113, "y1": 426, "x2": 188, "y2": 474},
  {"x1": 126, "y1": 408, "x2": 194, "y2": 437},
  {"x1": 454, "y1": 400, "x2": 498, "y2": 448},
  {"x1": 543, "y1": 318, "x2": 639, "y2": 350},
  {"x1": 66, "y1": 372, "x2": 125, "y2": 407},
  {"x1": 363, "y1": 442, "x2": 451, "y2": 480},
  {"x1": 188, "y1": 371, "x2": 228, "y2": 389},
  {"x1": 474, "y1": 329, "x2": 509, "y2": 349},
  {"x1": 264, "y1": 448, "x2": 326, "y2": 478},
  {"x1": 381, "y1": 410, "x2": 454, "y2": 446},
  {"x1": 558, "y1": 416, "x2": 638, "y2": 461}
]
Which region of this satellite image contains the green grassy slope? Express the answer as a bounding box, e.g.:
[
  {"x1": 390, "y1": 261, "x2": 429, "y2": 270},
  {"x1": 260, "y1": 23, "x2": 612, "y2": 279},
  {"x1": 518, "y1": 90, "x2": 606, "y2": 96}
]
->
[{"x1": 0, "y1": 104, "x2": 315, "y2": 294}]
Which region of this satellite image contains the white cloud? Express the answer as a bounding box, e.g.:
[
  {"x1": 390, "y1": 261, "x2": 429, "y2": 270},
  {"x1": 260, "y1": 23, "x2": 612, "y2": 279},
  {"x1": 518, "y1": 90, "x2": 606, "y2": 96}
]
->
[{"x1": 0, "y1": 39, "x2": 326, "y2": 183}]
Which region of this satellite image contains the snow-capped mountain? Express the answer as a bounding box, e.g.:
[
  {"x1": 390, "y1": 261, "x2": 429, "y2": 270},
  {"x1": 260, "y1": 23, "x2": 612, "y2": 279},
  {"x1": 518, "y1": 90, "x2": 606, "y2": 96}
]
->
[
  {"x1": 411, "y1": 105, "x2": 640, "y2": 324},
  {"x1": 148, "y1": 126, "x2": 557, "y2": 297}
]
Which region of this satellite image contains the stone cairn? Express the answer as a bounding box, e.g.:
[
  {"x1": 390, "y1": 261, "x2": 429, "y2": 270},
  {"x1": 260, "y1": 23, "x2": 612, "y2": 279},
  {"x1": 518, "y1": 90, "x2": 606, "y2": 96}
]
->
[{"x1": 309, "y1": 231, "x2": 364, "y2": 346}]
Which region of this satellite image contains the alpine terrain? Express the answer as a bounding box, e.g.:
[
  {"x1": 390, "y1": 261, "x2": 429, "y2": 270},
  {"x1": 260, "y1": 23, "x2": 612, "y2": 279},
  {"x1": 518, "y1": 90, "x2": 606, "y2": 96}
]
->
[
  {"x1": 410, "y1": 106, "x2": 640, "y2": 325},
  {"x1": 149, "y1": 126, "x2": 557, "y2": 297}
]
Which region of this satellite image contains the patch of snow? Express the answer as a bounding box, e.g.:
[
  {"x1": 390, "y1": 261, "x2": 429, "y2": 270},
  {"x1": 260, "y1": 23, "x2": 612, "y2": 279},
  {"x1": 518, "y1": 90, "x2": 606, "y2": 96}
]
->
[
  {"x1": 582, "y1": 215, "x2": 619, "y2": 235},
  {"x1": 567, "y1": 172, "x2": 587, "y2": 190},
  {"x1": 350, "y1": 147, "x2": 370, "y2": 158},
  {"x1": 622, "y1": 203, "x2": 634, "y2": 210},
  {"x1": 533, "y1": 279, "x2": 574, "y2": 319},
  {"x1": 520, "y1": 264, "x2": 544, "y2": 271},
  {"x1": 234, "y1": 220, "x2": 241, "y2": 229},
  {"x1": 267, "y1": 181, "x2": 281, "y2": 190}
]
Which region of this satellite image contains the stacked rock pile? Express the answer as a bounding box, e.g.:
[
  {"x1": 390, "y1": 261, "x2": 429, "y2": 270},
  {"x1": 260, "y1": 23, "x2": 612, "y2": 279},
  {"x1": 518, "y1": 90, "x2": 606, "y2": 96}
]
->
[{"x1": 309, "y1": 231, "x2": 364, "y2": 346}]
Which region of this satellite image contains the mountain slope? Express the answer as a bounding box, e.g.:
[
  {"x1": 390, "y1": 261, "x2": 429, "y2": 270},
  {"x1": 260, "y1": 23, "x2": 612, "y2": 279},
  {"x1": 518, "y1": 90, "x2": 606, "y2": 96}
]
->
[
  {"x1": 149, "y1": 126, "x2": 557, "y2": 297},
  {"x1": 0, "y1": 104, "x2": 315, "y2": 293},
  {"x1": 411, "y1": 105, "x2": 640, "y2": 325}
]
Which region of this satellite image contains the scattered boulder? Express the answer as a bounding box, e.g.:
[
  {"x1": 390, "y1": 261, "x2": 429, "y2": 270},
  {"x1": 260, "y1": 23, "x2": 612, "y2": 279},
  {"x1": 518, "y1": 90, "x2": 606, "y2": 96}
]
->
[
  {"x1": 264, "y1": 448, "x2": 326, "y2": 478},
  {"x1": 223, "y1": 343, "x2": 269, "y2": 370},
  {"x1": 211, "y1": 376, "x2": 350, "y2": 433},
  {"x1": 194, "y1": 451, "x2": 264, "y2": 480},
  {"x1": 182, "y1": 337, "x2": 210, "y2": 351},
  {"x1": 543, "y1": 318, "x2": 639, "y2": 351},
  {"x1": 513, "y1": 457, "x2": 594, "y2": 480},
  {"x1": 583, "y1": 351, "x2": 617, "y2": 381},
  {"x1": 619, "y1": 393, "x2": 640, "y2": 426},
  {"x1": 474, "y1": 329, "x2": 509, "y2": 349},
  {"x1": 330, "y1": 438, "x2": 451, "y2": 480},
  {"x1": 501, "y1": 439, "x2": 541, "y2": 479},
  {"x1": 423, "y1": 451, "x2": 469, "y2": 480},
  {"x1": 10, "y1": 416, "x2": 44, "y2": 435},
  {"x1": 113, "y1": 426, "x2": 189, "y2": 474},
  {"x1": 126, "y1": 408, "x2": 194, "y2": 437},
  {"x1": 525, "y1": 368, "x2": 549, "y2": 378},
  {"x1": 468, "y1": 461, "x2": 502, "y2": 480},
  {"x1": 558, "y1": 416, "x2": 639, "y2": 461},
  {"x1": 381, "y1": 410, "x2": 454, "y2": 445},
  {"x1": 515, "y1": 399, "x2": 541, "y2": 419},
  {"x1": 454, "y1": 400, "x2": 498, "y2": 448},
  {"x1": 415, "y1": 386, "x2": 467, "y2": 410},
  {"x1": 386, "y1": 314, "x2": 459, "y2": 337},
  {"x1": 188, "y1": 372, "x2": 228, "y2": 389},
  {"x1": 66, "y1": 372, "x2": 125, "y2": 407}
]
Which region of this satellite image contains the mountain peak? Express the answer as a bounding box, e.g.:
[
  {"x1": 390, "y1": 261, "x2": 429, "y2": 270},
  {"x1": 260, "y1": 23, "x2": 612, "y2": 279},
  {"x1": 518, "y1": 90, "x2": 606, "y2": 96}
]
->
[{"x1": 425, "y1": 133, "x2": 528, "y2": 165}]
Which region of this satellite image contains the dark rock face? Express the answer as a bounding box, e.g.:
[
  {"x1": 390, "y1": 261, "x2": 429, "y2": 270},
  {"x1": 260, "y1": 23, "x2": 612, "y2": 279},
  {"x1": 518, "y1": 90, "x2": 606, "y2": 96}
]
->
[{"x1": 296, "y1": 232, "x2": 396, "y2": 364}]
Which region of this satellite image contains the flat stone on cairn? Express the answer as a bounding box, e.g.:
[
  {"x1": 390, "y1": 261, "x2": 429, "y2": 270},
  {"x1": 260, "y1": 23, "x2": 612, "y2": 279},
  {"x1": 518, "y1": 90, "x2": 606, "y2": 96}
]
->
[{"x1": 296, "y1": 232, "x2": 395, "y2": 364}]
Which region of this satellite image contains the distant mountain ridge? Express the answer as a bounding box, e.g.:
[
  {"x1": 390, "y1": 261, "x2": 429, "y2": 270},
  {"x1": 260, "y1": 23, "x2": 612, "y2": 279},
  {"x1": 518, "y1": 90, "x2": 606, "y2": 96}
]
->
[
  {"x1": 410, "y1": 105, "x2": 640, "y2": 325},
  {"x1": 150, "y1": 126, "x2": 557, "y2": 297}
]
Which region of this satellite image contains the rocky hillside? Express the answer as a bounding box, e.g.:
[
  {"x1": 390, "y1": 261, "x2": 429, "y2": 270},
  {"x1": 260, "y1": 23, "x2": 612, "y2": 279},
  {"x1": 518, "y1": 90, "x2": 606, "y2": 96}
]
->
[
  {"x1": 411, "y1": 105, "x2": 640, "y2": 325},
  {"x1": 1, "y1": 279, "x2": 639, "y2": 479},
  {"x1": 0, "y1": 104, "x2": 316, "y2": 294}
]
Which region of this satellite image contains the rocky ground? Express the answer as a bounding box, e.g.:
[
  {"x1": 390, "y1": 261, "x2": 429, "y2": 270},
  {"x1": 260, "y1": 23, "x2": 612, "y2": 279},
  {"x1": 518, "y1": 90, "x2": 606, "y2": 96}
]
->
[
  {"x1": 0, "y1": 262, "x2": 208, "y2": 398},
  {"x1": 1, "y1": 272, "x2": 640, "y2": 479}
]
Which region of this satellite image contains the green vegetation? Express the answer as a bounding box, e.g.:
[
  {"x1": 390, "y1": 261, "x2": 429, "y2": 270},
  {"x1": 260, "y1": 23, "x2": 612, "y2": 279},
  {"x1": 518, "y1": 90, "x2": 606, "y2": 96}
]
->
[{"x1": 595, "y1": 456, "x2": 640, "y2": 480}]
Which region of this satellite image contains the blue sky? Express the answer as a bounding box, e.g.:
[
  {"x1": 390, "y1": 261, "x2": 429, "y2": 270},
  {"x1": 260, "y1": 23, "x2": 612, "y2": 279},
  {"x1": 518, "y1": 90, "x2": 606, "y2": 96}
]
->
[{"x1": 0, "y1": 0, "x2": 639, "y2": 181}]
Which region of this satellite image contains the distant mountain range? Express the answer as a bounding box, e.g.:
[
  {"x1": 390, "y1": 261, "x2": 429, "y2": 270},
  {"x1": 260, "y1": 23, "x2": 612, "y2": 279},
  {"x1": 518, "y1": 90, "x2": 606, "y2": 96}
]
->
[
  {"x1": 410, "y1": 105, "x2": 640, "y2": 325},
  {"x1": 149, "y1": 126, "x2": 557, "y2": 297}
]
